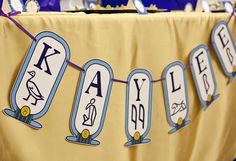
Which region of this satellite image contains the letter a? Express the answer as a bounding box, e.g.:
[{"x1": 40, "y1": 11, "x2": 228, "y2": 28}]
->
[{"x1": 85, "y1": 71, "x2": 103, "y2": 97}]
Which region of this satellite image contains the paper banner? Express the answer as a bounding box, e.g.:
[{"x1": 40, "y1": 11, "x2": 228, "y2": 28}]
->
[
  {"x1": 25, "y1": 0, "x2": 40, "y2": 13},
  {"x1": 66, "y1": 59, "x2": 113, "y2": 146},
  {"x1": 124, "y1": 69, "x2": 152, "y2": 147},
  {"x1": 224, "y1": 1, "x2": 234, "y2": 13},
  {"x1": 3, "y1": 31, "x2": 70, "y2": 129},
  {"x1": 190, "y1": 45, "x2": 219, "y2": 110},
  {"x1": 162, "y1": 61, "x2": 191, "y2": 134},
  {"x1": 8, "y1": 0, "x2": 25, "y2": 12},
  {"x1": 211, "y1": 21, "x2": 236, "y2": 83},
  {"x1": 201, "y1": 0, "x2": 211, "y2": 13},
  {"x1": 132, "y1": 0, "x2": 147, "y2": 15}
]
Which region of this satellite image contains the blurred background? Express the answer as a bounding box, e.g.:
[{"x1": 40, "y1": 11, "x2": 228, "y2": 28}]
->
[
  {"x1": 101, "y1": 0, "x2": 197, "y2": 11},
  {"x1": 20, "y1": 0, "x2": 198, "y2": 11}
]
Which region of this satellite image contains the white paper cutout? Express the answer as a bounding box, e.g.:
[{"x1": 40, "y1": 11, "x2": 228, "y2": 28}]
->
[
  {"x1": 211, "y1": 21, "x2": 236, "y2": 83},
  {"x1": 184, "y1": 3, "x2": 193, "y2": 12},
  {"x1": 202, "y1": 0, "x2": 211, "y2": 12},
  {"x1": 8, "y1": 0, "x2": 25, "y2": 12},
  {"x1": 66, "y1": 59, "x2": 113, "y2": 146},
  {"x1": 190, "y1": 45, "x2": 219, "y2": 109},
  {"x1": 3, "y1": 31, "x2": 70, "y2": 129},
  {"x1": 224, "y1": 2, "x2": 234, "y2": 13},
  {"x1": 132, "y1": 0, "x2": 147, "y2": 15},
  {"x1": 25, "y1": 0, "x2": 40, "y2": 13},
  {"x1": 162, "y1": 61, "x2": 191, "y2": 134},
  {"x1": 124, "y1": 69, "x2": 152, "y2": 147}
]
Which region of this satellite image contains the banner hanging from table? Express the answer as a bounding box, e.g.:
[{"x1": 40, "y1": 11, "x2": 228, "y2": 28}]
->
[
  {"x1": 3, "y1": 31, "x2": 70, "y2": 129},
  {"x1": 211, "y1": 21, "x2": 236, "y2": 83},
  {"x1": 66, "y1": 59, "x2": 113, "y2": 146},
  {"x1": 124, "y1": 69, "x2": 152, "y2": 147},
  {"x1": 162, "y1": 61, "x2": 191, "y2": 134},
  {"x1": 1, "y1": 6, "x2": 236, "y2": 146},
  {"x1": 190, "y1": 44, "x2": 219, "y2": 109}
]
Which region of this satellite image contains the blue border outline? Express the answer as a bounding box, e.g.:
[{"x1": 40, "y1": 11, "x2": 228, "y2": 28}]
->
[
  {"x1": 132, "y1": 0, "x2": 147, "y2": 15},
  {"x1": 10, "y1": 31, "x2": 70, "y2": 120},
  {"x1": 162, "y1": 61, "x2": 190, "y2": 127},
  {"x1": 69, "y1": 59, "x2": 114, "y2": 139},
  {"x1": 190, "y1": 44, "x2": 218, "y2": 109},
  {"x1": 8, "y1": 0, "x2": 26, "y2": 12},
  {"x1": 211, "y1": 20, "x2": 236, "y2": 80},
  {"x1": 125, "y1": 69, "x2": 153, "y2": 142}
]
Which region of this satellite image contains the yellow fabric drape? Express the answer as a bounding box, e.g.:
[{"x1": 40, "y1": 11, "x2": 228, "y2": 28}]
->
[{"x1": 0, "y1": 12, "x2": 236, "y2": 161}]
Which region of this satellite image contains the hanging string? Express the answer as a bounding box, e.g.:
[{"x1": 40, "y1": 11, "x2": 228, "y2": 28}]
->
[
  {"x1": 151, "y1": 63, "x2": 192, "y2": 83},
  {"x1": 0, "y1": 9, "x2": 36, "y2": 41},
  {"x1": 184, "y1": 63, "x2": 193, "y2": 71},
  {"x1": 1, "y1": 4, "x2": 232, "y2": 86},
  {"x1": 112, "y1": 78, "x2": 128, "y2": 84},
  {"x1": 66, "y1": 60, "x2": 129, "y2": 84},
  {"x1": 109, "y1": 10, "x2": 232, "y2": 84},
  {"x1": 152, "y1": 77, "x2": 166, "y2": 83},
  {"x1": 8, "y1": 11, "x2": 21, "y2": 16},
  {"x1": 66, "y1": 59, "x2": 167, "y2": 84},
  {"x1": 66, "y1": 60, "x2": 85, "y2": 72},
  {"x1": 227, "y1": 11, "x2": 235, "y2": 25},
  {"x1": 66, "y1": 59, "x2": 194, "y2": 84}
]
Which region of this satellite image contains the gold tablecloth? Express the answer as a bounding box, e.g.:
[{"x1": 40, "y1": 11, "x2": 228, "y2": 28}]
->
[{"x1": 0, "y1": 12, "x2": 236, "y2": 161}]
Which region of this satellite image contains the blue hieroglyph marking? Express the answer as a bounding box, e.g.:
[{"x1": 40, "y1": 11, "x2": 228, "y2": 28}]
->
[
  {"x1": 162, "y1": 61, "x2": 189, "y2": 133},
  {"x1": 10, "y1": 31, "x2": 70, "y2": 119},
  {"x1": 189, "y1": 45, "x2": 217, "y2": 108},
  {"x1": 125, "y1": 69, "x2": 152, "y2": 140},
  {"x1": 211, "y1": 21, "x2": 236, "y2": 81},
  {"x1": 69, "y1": 59, "x2": 113, "y2": 139}
]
